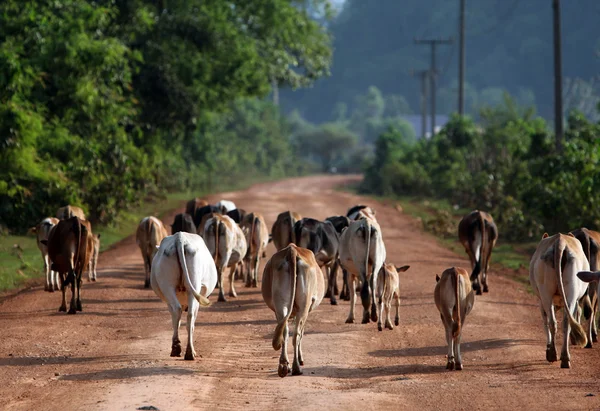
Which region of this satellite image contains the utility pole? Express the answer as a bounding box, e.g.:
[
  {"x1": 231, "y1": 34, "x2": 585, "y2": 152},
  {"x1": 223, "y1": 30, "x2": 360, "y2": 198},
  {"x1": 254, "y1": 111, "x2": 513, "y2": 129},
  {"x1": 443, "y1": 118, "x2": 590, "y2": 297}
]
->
[
  {"x1": 458, "y1": 0, "x2": 466, "y2": 116},
  {"x1": 414, "y1": 37, "x2": 453, "y2": 135},
  {"x1": 412, "y1": 70, "x2": 429, "y2": 139},
  {"x1": 553, "y1": 0, "x2": 563, "y2": 152}
]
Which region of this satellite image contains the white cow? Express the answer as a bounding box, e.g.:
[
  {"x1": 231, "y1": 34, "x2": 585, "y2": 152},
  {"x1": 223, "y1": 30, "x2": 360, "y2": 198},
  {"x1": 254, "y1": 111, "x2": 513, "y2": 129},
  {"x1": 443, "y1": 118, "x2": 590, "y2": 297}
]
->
[
  {"x1": 216, "y1": 200, "x2": 237, "y2": 214},
  {"x1": 530, "y1": 233, "x2": 589, "y2": 368},
  {"x1": 31, "y1": 217, "x2": 60, "y2": 292},
  {"x1": 151, "y1": 232, "x2": 217, "y2": 360},
  {"x1": 339, "y1": 217, "x2": 386, "y2": 325}
]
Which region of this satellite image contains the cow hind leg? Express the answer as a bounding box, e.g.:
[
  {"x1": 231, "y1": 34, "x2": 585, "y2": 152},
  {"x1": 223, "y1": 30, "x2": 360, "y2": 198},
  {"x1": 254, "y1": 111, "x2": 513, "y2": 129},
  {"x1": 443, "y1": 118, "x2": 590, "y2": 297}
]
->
[
  {"x1": 184, "y1": 297, "x2": 199, "y2": 360},
  {"x1": 76, "y1": 276, "x2": 82, "y2": 311},
  {"x1": 278, "y1": 322, "x2": 290, "y2": 378},
  {"x1": 360, "y1": 280, "x2": 371, "y2": 324},
  {"x1": 217, "y1": 265, "x2": 227, "y2": 302},
  {"x1": 540, "y1": 303, "x2": 557, "y2": 362},
  {"x1": 251, "y1": 255, "x2": 260, "y2": 288},
  {"x1": 394, "y1": 294, "x2": 400, "y2": 326},
  {"x1": 384, "y1": 300, "x2": 393, "y2": 330},
  {"x1": 59, "y1": 274, "x2": 68, "y2": 312},
  {"x1": 169, "y1": 301, "x2": 183, "y2": 357},
  {"x1": 377, "y1": 295, "x2": 384, "y2": 331},
  {"x1": 560, "y1": 303, "x2": 576, "y2": 368},
  {"x1": 340, "y1": 269, "x2": 350, "y2": 301},
  {"x1": 144, "y1": 255, "x2": 151, "y2": 289},
  {"x1": 228, "y1": 265, "x2": 238, "y2": 298},
  {"x1": 68, "y1": 272, "x2": 78, "y2": 314},
  {"x1": 482, "y1": 270, "x2": 489, "y2": 293},
  {"x1": 454, "y1": 333, "x2": 463, "y2": 370},
  {"x1": 370, "y1": 275, "x2": 378, "y2": 323},
  {"x1": 345, "y1": 277, "x2": 356, "y2": 324},
  {"x1": 328, "y1": 266, "x2": 338, "y2": 305},
  {"x1": 445, "y1": 320, "x2": 455, "y2": 370},
  {"x1": 292, "y1": 317, "x2": 305, "y2": 376},
  {"x1": 44, "y1": 254, "x2": 51, "y2": 292}
]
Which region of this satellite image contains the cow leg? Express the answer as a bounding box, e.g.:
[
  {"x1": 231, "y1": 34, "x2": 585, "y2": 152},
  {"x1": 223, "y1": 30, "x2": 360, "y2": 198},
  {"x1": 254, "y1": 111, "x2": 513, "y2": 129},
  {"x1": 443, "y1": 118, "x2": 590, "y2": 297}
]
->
[
  {"x1": 560, "y1": 302, "x2": 577, "y2": 368},
  {"x1": 377, "y1": 294, "x2": 384, "y2": 332},
  {"x1": 394, "y1": 293, "x2": 400, "y2": 326},
  {"x1": 328, "y1": 266, "x2": 338, "y2": 305},
  {"x1": 540, "y1": 303, "x2": 557, "y2": 362},
  {"x1": 345, "y1": 276, "x2": 356, "y2": 324},
  {"x1": 384, "y1": 298, "x2": 393, "y2": 330},
  {"x1": 251, "y1": 255, "x2": 260, "y2": 288},
  {"x1": 445, "y1": 320, "x2": 455, "y2": 370},
  {"x1": 59, "y1": 273, "x2": 67, "y2": 312},
  {"x1": 76, "y1": 275, "x2": 82, "y2": 311},
  {"x1": 245, "y1": 257, "x2": 252, "y2": 287},
  {"x1": 217, "y1": 265, "x2": 227, "y2": 302},
  {"x1": 591, "y1": 285, "x2": 598, "y2": 343},
  {"x1": 292, "y1": 317, "x2": 305, "y2": 376},
  {"x1": 144, "y1": 255, "x2": 151, "y2": 289},
  {"x1": 454, "y1": 333, "x2": 463, "y2": 370},
  {"x1": 278, "y1": 321, "x2": 290, "y2": 377},
  {"x1": 168, "y1": 299, "x2": 183, "y2": 357},
  {"x1": 360, "y1": 279, "x2": 371, "y2": 324},
  {"x1": 184, "y1": 297, "x2": 199, "y2": 360},
  {"x1": 481, "y1": 270, "x2": 489, "y2": 293},
  {"x1": 370, "y1": 271, "x2": 378, "y2": 323},
  {"x1": 340, "y1": 269, "x2": 349, "y2": 300},
  {"x1": 228, "y1": 265, "x2": 237, "y2": 298},
  {"x1": 43, "y1": 254, "x2": 51, "y2": 292},
  {"x1": 68, "y1": 271, "x2": 77, "y2": 314},
  {"x1": 54, "y1": 270, "x2": 61, "y2": 291}
]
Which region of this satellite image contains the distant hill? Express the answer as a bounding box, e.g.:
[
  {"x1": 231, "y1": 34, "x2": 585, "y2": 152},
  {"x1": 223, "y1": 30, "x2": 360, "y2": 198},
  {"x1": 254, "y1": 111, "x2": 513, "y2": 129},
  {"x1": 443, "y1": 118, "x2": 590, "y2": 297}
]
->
[{"x1": 282, "y1": 0, "x2": 600, "y2": 123}]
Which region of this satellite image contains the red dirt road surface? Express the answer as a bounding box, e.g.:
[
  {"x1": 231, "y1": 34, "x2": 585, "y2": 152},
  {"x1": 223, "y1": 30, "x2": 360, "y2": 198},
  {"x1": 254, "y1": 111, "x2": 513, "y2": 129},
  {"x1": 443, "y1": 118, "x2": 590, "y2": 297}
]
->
[{"x1": 1, "y1": 176, "x2": 599, "y2": 410}]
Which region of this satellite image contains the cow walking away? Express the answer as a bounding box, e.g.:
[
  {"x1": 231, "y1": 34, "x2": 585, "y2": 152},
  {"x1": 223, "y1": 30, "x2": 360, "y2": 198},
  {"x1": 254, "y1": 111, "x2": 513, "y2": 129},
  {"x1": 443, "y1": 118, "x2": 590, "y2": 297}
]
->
[
  {"x1": 458, "y1": 210, "x2": 498, "y2": 294},
  {"x1": 434, "y1": 267, "x2": 475, "y2": 370},
  {"x1": 241, "y1": 212, "x2": 269, "y2": 287},
  {"x1": 339, "y1": 217, "x2": 386, "y2": 325},
  {"x1": 171, "y1": 213, "x2": 196, "y2": 235},
  {"x1": 31, "y1": 217, "x2": 60, "y2": 292},
  {"x1": 136, "y1": 216, "x2": 169, "y2": 288},
  {"x1": 271, "y1": 211, "x2": 302, "y2": 252},
  {"x1": 325, "y1": 215, "x2": 350, "y2": 302},
  {"x1": 529, "y1": 233, "x2": 589, "y2": 368},
  {"x1": 262, "y1": 244, "x2": 325, "y2": 377},
  {"x1": 376, "y1": 263, "x2": 410, "y2": 331},
  {"x1": 151, "y1": 232, "x2": 217, "y2": 360},
  {"x1": 570, "y1": 227, "x2": 600, "y2": 347},
  {"x1": 204, "y1": 214, "x2": 247, "y2": 302},
  {"x1": 42, "y1": 217, "x2": 91, "y2": 314}
]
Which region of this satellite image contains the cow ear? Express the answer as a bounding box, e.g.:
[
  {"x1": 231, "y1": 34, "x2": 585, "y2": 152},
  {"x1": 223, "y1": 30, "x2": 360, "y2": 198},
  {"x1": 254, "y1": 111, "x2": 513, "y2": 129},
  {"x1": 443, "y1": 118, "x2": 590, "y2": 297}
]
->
[
  {"x1": 40, "y1": 240, "x2": 48, "y2": 246},
  {"x1": 435, "y1": 274, "x2": 440, "y2": 282},
  {"x1": 577, "y1": 271, "x2": 600, "y2": 283},
  {"x1": 542, "y1": 232, "x2": 549, "y2": 239},
  {"x1": 396, "y1": 265, "x2": 410, "y2": 272}
]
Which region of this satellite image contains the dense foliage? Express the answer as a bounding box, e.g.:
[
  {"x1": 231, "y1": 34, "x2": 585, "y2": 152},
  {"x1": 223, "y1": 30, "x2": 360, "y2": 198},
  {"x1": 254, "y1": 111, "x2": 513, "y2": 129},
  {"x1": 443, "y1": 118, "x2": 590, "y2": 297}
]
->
[
  {"x1": 0, "y1": 0, "x2": 332, "y2": 232},
  {"x1": 362, "y1": 95, "x2": 600, "y2": 242},
  {"x1": 283, "y1": 0, "x2": 600, "y2": 123}
]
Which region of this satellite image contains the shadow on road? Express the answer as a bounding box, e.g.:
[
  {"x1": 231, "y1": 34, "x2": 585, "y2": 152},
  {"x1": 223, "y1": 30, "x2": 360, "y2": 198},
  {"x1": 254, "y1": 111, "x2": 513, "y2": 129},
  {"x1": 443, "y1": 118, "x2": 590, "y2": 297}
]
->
[{"x1": 59, "y1": 366, "x2": 195, "y2": 381}]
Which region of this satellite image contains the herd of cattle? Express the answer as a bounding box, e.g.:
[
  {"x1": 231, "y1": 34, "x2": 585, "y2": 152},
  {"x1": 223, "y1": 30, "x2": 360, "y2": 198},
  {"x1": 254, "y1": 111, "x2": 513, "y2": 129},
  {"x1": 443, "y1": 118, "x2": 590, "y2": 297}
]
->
[{"x1": 28, "y1": 199, "x2": 600, "y2": 376}]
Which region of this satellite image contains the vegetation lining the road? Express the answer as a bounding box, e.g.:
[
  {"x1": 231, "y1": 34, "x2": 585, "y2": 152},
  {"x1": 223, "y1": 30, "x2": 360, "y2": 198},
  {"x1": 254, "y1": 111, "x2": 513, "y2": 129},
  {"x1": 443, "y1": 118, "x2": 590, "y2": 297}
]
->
[{"x1": 0, "y1": 175, "x2": 273, "y2": 293}]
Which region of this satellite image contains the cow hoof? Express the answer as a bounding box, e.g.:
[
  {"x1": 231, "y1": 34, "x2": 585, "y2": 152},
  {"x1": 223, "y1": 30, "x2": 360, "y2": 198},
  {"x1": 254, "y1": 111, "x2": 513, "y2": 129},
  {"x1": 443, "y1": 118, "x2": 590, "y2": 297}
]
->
[
  {"x1": 170, "y1": 345, "x2": 182, "y2": 357},
  {"x1": 546, "y1": 346, "x2": 557, "y2": 362},
  {"x1": 252, "y1": 280, "x2": 258, "y2": 288},
  {"x1": 585, "y1": 341, "x2": 593, "y2": 349},
  {"x1": 54, "y1": 285, "x2": 60, "y2": 291},
  {"x1": 560, "y1": 359, "x2": 570, "y2": 369},
  {"x1": 330, "y1": 299, "x2": 338, "y2": 306},
  {"x1": 44, "y1": 285, "x2": 50, "y2": 292},
  {"x1": 361, "y1": 318, "x2": 369, "y2": 324},
  {"x1": 455, "y1": 362, "x2": 463, "y2": 371},
  {"x1": 144, "y1": 280, "x2": 150, "y2": 289},
  {"x1": 91, "y1": 277, "x2": 97, "y2": 282},
  {"x1": 59, "y1": 305, "x2": 67, "y2": 312},
  {"x1": 370, "y1": 311, "x2": 378, "y2": 323},
  {"x1": 476, "y1": 289, "x2": 482, "y2": 296},
  {"x1": 385, "y1": 322, "x2": 394, "y2": 330},
  {"x1": 592, "y1": 334, "x2": 598, "y2": 343},
  {"x1": 339, "y1": 291, "x2": 346, "y2": 300},
  {"x1": 446, "y1": 361, "x2": 455, "y2": 371},
  {"x1": 278, "y1": 363, "x2": 289, "y2": 378},
  {"x1": 229, "y1": 292, "x2": 237, "y2": 298},
  {"x1": 184, "y1": 350, "x2": 195, "y2": 361},
  {"x1": 218, "y1": 294, "x2": 227, "y2": 303},
  {"x1": 67, "y1": 308, "x2": 77, "y2": 315},
  {"x1": 292, "y1": 366, "x2": 303, "y2": 376},
  {"x1": 377, "y1": 324, "x2": 383, "y2": 332},
  {"x1": 343, "y1": 296, "x2": 351, "y2": 301},
  {"x1": 483, "y1": 285, "x2": 489, "y2": 293},
  {"x1": 394, "y1": 318, "x2": 399, "y2": 326},
  {"x1": 76, "y1": 302, "x2": 82, "y2": 311},
  {"x1": 49, "y1": 288, "x2": 55, "y2": 293},
  {"x1": 345, "y1": 318, "x2": 355, "y2": 324}
]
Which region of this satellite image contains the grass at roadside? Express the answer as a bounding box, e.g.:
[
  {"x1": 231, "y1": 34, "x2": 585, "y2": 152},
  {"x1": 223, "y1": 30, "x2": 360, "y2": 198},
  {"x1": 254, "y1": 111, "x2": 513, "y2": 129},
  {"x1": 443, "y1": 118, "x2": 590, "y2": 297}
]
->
[{"x1": 0, "y1": 175, "x2": 278, "y2": 293}]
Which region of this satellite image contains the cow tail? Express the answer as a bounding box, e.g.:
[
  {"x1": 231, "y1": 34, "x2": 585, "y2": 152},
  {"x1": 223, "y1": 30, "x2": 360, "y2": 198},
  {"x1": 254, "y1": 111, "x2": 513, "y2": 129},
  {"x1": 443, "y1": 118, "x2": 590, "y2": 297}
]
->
[
  {"x1": 469, "y1": 213, "x2": 484, "y2": 282},
  {"x1": 214, "y1": 218, "x2": 220, "y2": 266},
  {"x1": 364, "y1": 223, "x2": 371, "y2": 285},
  {"x1": 451, "y1": 268, "x2": 461, "y2": 338},
  {"x1": 555, "y1": 235, "x2": 587, "y2": 347},
  {"x1": 177, "y1": 238, "x2": 210, "y2": 307},
  {"x1": 249, "y1": 214, "x2": 257, "y2": 256},
  {"x1": 273, "y1": 246, "x2": 297, "y2": 350},
  {"x1": 289, "y1": 213, "x2": 295, "y2": 245}
]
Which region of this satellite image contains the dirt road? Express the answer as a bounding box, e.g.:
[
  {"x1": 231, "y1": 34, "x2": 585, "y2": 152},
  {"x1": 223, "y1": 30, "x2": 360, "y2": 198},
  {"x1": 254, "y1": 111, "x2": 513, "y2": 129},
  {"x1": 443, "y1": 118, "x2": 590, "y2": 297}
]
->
[{"x1": 1, "y1": 175, "x2": 599, "y2": 411}]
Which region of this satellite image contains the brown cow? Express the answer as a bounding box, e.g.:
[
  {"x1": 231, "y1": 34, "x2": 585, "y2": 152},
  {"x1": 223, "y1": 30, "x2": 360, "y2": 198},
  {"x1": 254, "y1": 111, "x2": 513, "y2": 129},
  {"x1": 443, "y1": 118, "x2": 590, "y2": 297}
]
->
[
  {"x1": 570, "y1": 227, "x2": 600, "y2": 347},
  {"x1": 185, "y1": 198, "x2": 208, "y2": 216},
  {"x1": 42, "y1": 217, "x2": 91, "y2": 314},
  {"x1": 203, "y1": 214, "x2": 248, "y2": 302},
  {"x1": 376, "y1": 263, "x2": 410, "y2": 331},
  {"x1": 31, "y1": 217, "x2": 60, "y2": 292},
  {"x1": 262, "y1": 244, "x2": 325, "y2": 377},
  {"x1": 434, "y1": 267, "x2": 475, "y2": 370},
  {"x1": 241, "y1": 212, "x2": 269, "y2": 288},
  {"x1": 136, "y1": 216, "x2": 169, "y2": 288},
  {"x1": 458, "y1": 210, "x2": 498, "y2": 295},
  {"x1": 271, "y1": 211, "x2": 302, "y2": 251},
  {"x1": 56, "y1": 205, "x2": 86, "y2": 220}
]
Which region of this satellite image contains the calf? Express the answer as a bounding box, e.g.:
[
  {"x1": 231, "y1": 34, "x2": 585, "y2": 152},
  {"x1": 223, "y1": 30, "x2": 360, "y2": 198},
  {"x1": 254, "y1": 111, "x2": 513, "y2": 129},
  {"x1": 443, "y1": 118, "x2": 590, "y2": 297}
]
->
[
  {"x1": 262, "y1": 244, "x2": 325, "y2": 377},
  {"x1": 171, "y1": 213, "x2": 196, "y2": 235},
  {"x1": 31, "y1": 217, "x2": 60, "y2": 292},
  {"x1": 570, "y1": 227, "x2": 600, "y2": 347},
  {"x1": 529, "y1": 233, "x2": 588, "y2": 368},
  {"x1": 136, "y1": 216, "x2": 169, "y2": 288},
  {"x1": 241, "y1": 212, "x2": 269, "y2": 287},
  {"x1": 86, "y1": 231, "x2": 101, "y2": 282},
  {"x1": 294, "y1": 218, "x2": 340, "y2": 305},
  {"x1": 186, "y1": 198, "x2": 208, "y2": 216},
  {"x1": 434, "y1": 267, "x2": 475, "y2": 370},
  {"x1": 56, "y1": 205, "x2": 86, "y2": 220},
  {"x1": 151, "y1": 232, "x2": 217, "y2": 360},
  {"x1": 42, "y1": 217, "x2": 91, "y2": 314},
  {"x1": 376, "y1": 263, "x2": 410, "y2": 331},
  {"x1": 271, "y1": 211, "x2": 302, "y2": 251},
  {"x1": 458, "y1": 210, "x2": 498, "y2": 294},
  {"x1": 204, "y1": 214, "x2": 248, "y2": 302},
  {"x1": 339, "y1": 217, "x2": 386, "y2": 325}
]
